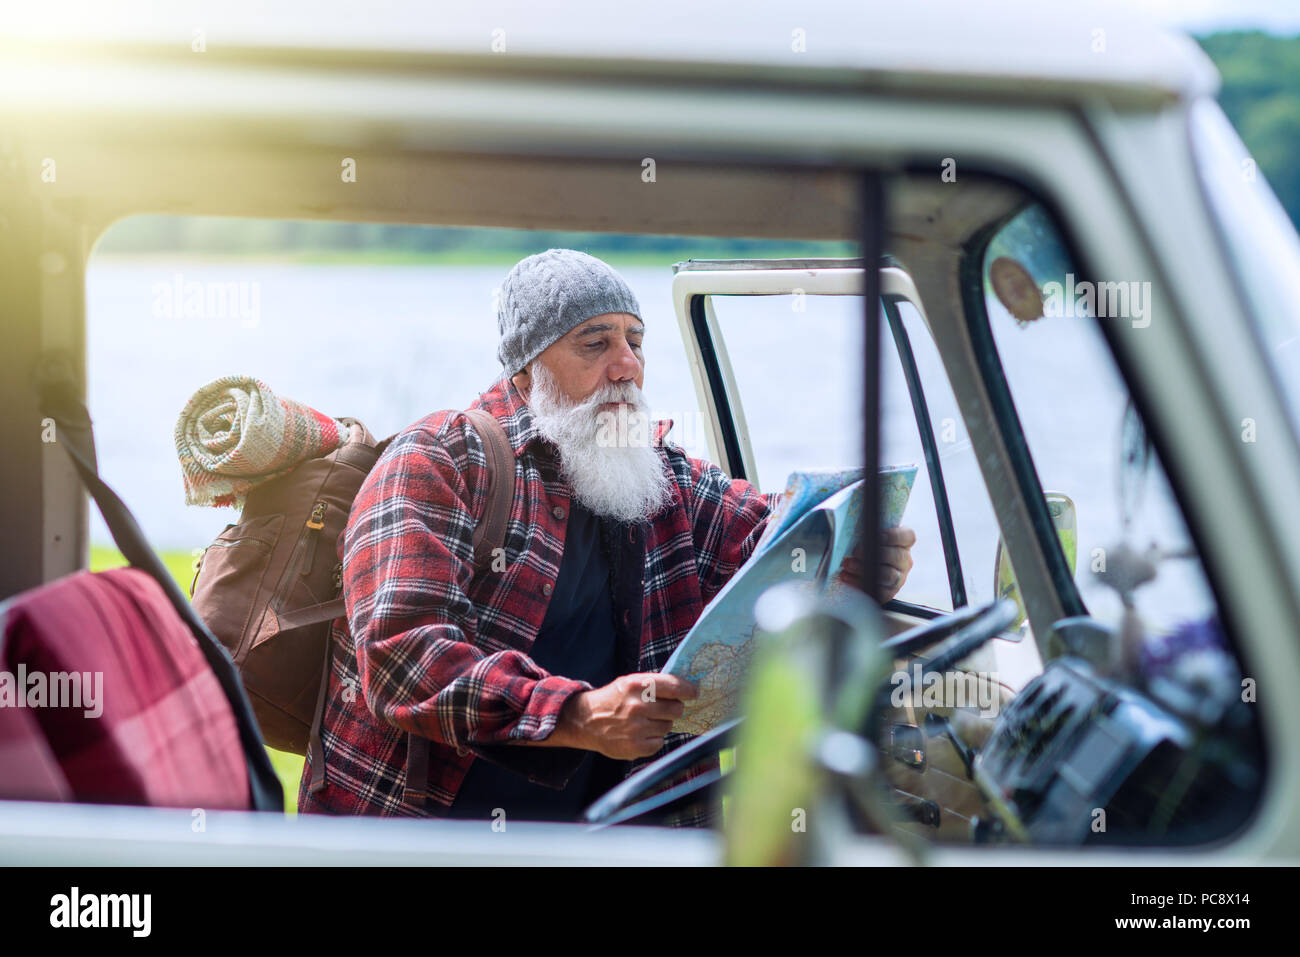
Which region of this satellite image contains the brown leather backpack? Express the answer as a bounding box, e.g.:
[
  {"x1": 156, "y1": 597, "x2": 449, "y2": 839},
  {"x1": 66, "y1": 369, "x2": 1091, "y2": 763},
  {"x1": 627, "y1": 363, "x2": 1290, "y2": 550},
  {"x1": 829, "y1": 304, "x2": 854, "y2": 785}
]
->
[{"x1": 188, "y1": 408, "x2": 515, "y2": 779}]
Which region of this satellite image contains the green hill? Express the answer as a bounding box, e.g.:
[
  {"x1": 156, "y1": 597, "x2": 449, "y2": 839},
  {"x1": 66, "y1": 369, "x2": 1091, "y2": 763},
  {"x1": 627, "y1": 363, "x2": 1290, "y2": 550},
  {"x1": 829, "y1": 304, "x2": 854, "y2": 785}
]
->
[{"x1": 1198, "y1": 31, "x2": 1300, "y2": 228}]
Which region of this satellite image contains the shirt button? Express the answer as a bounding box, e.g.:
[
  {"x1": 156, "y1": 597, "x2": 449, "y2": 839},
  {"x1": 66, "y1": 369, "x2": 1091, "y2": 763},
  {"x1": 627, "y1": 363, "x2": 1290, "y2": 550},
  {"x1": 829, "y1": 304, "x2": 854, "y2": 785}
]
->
[
  {"x1": 542, "y1": 582, "x2": 553, "y2": 596},
  {"x1": 552, "y1": 506, "x2": 565, "y2": 520}
]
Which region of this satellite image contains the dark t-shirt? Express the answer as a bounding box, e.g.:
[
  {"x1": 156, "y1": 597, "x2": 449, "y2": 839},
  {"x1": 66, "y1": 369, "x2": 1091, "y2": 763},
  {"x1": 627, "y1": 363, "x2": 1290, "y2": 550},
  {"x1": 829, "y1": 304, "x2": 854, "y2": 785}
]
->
[{"x1": 446, "y1": 498, "x2": 621, "y2": 821}]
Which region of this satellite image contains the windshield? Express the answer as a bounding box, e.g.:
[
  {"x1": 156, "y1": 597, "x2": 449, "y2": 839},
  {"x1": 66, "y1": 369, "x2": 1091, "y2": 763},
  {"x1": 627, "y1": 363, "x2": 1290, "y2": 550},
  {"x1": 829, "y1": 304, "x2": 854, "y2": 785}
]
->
[
  {"x1": 980, "y1": 204, "x2": 1216, "y2": 639},
  {"x1": 1189, "y1": 98, "x2": 1300, "y2": 434}
]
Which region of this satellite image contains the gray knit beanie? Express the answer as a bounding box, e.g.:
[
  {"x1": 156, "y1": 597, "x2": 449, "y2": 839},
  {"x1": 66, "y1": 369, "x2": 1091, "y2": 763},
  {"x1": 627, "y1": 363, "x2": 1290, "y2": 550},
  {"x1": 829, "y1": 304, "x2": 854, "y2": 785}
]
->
[{"x1": 495, "y1": 249, "x2": 642, "y2": 377}]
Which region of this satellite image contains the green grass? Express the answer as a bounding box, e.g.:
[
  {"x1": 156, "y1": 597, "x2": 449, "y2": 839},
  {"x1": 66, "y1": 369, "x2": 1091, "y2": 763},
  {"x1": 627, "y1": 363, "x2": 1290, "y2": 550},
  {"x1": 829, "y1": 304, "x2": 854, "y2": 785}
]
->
[
  {"x1": 265, "y1": 749, "x2": 305, "y2": 813},
  {"x1": 719, "y1": 747, "x2": 735, "y2": 827},
  {"x1": 90, "y1": 544, "x2": 199, "y2": 594},
  {"x1": 90, "y1": 544, "x2": 304, "y2": 812}
]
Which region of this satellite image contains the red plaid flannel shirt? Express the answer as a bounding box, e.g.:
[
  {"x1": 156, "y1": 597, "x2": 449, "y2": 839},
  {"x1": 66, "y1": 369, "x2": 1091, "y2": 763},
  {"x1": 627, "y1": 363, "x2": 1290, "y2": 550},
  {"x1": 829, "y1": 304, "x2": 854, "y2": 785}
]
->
[{"x1": 299, "y1": 374, "x2": 779, "y2": 826}]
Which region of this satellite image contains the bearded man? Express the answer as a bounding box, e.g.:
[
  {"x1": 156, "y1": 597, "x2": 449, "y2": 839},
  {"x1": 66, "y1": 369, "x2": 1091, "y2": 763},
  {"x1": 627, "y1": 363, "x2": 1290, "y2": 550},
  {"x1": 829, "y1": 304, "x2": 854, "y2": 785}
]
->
[{"x1": 299, "y1": 248, "x2": 915, "y2": 826}]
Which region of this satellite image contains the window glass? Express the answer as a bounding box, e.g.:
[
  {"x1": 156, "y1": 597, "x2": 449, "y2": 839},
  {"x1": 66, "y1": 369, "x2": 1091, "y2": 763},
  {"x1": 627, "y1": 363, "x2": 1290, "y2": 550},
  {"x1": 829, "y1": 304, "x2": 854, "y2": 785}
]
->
[
  {"x1": 981, "y1": 205, "x2": 1216, "y2": 635},
  {"x1": 966, "y1": 200, "x2": 1262, "y2": 848},
  {"x1": 712, "y1": 292, "x2": 978, "y2": 610},
  {"x1": 708, "y1": 293, "x2": 862, "y2": 490},
  {"x1": 891, "y1": 300, "x2": 1003, "y2": 609}
]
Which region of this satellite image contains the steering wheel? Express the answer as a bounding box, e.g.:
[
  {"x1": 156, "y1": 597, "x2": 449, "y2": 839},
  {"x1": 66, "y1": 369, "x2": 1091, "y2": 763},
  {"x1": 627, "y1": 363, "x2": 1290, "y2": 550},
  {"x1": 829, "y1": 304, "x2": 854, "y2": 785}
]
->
[
  {"x1": 581, "y1": 718, "x2": 742, "y2": 828},
  {"x1": 864, "y1": 597, "x2": 1020, "y2": 742},
  {"x1": 844, "y1": 598, "x2": 1020, "y2": 837},
  {"x1": 880, "y1": 598, "x2": 1018, "y2": 660},
  {"x1": 582, "y1": 598, "x2": 1018, "y2": 828}
]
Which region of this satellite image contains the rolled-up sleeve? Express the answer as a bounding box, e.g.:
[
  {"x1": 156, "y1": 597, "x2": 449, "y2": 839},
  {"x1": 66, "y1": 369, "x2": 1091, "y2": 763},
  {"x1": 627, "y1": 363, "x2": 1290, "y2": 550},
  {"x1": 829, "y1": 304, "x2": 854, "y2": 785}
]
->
[{"x1": 342, "y1": 423, "x2": 589, "y2": 785}]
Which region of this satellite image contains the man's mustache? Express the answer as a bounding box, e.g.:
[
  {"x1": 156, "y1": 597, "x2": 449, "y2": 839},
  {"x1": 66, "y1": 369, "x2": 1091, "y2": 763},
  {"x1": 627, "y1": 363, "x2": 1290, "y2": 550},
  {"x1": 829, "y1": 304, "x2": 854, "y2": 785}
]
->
[{"x1": 571, "y1": 384, "x2": 645, "y2": 415}]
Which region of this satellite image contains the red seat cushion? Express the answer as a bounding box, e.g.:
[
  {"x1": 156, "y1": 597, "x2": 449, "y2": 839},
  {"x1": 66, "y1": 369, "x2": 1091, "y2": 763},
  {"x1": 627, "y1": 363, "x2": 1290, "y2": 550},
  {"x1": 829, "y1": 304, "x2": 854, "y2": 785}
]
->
[{"x1": 0, "y1": 567, "x2": 249, "y2": 809}]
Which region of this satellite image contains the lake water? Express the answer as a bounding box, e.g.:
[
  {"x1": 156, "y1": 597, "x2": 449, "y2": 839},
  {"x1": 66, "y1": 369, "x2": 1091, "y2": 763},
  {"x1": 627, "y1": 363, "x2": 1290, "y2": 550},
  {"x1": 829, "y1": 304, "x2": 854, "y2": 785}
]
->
[{"x1": 86, "y1": 260, "x2": 1213, "y2": 633}]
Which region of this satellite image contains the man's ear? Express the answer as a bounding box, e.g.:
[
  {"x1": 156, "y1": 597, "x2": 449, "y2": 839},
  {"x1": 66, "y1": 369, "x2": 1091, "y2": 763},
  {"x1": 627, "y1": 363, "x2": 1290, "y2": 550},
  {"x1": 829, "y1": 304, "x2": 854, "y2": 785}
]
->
[{"x1": 510, "y1": 366, "x2": 531, "y2": 400}]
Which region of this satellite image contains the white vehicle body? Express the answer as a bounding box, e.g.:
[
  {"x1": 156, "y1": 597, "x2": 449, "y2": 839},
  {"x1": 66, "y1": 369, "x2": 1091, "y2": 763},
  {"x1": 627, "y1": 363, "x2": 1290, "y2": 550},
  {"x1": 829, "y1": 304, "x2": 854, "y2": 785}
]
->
[{"x1": 1, "y1": 1, "x2": 1297, "y2": 864}]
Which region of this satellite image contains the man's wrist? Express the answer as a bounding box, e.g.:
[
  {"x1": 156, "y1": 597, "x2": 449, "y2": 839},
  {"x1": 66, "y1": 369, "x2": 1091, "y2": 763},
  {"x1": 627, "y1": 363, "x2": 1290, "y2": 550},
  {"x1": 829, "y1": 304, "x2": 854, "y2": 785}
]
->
[{"x1": 545, "y1": 689, "x2": 589, "y2": 750}]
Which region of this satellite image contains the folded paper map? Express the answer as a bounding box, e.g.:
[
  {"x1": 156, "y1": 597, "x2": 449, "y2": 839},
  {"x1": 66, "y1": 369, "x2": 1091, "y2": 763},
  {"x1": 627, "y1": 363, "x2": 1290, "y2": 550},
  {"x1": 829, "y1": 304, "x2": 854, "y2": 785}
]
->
[{"x1": 661, "y1": 465, "x2": 918, "y2": 734}]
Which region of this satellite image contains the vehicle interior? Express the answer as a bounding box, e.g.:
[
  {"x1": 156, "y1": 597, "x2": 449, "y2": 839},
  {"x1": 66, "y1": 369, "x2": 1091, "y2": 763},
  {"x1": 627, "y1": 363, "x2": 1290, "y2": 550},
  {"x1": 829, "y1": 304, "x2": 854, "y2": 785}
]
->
[
  {"x1": 0, "y1": 52, "x2": 1268, "y2": 857},
  {"x1": 578, "y1": 173, "x2": 1263, "y2": 845}
]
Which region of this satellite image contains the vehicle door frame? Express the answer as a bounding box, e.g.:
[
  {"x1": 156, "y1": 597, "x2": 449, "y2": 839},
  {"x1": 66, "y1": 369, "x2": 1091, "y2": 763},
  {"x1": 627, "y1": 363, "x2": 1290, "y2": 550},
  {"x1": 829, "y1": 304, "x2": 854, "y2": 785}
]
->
[{"x1": 670, "y1": 261, "x2": 968, "y2": 618}]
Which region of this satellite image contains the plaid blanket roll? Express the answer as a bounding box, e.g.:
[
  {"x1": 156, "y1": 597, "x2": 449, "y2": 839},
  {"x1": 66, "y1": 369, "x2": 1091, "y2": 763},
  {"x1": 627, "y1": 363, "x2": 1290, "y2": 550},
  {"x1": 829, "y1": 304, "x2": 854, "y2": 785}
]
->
[{"x1": 174, "y1": 375, "x2": 356, "y2": 509}]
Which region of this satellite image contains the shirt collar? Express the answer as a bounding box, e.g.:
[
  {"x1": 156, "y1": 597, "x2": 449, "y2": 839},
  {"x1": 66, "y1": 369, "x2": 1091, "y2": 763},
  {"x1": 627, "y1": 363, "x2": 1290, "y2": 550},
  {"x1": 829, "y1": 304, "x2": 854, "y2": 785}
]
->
[{"x1": 475, "y1": 375, "x2": 676, "y2": 459}]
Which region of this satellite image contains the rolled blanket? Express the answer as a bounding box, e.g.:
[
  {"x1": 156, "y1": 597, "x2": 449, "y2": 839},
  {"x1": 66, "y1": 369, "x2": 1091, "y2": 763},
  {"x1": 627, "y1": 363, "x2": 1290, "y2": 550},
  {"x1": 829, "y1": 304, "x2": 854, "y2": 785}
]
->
[{"x1": 174, "y1": 375, "x2": 358, "y2": 509}]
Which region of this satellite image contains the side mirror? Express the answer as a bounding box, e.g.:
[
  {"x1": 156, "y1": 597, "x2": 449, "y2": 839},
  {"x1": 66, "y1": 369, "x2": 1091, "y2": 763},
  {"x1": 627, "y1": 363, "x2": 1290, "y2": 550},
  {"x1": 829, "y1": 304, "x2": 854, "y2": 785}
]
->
[{"x1": 993, "y1": 492, "x2": 1078, "y2": 632}]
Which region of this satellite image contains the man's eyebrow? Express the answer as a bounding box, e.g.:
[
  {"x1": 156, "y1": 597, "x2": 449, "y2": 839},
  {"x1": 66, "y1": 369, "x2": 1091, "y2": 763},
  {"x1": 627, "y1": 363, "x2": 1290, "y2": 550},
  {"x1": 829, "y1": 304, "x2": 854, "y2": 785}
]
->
[{"x1": 573, "y1": 321, "x2": 646, "y2": 338}]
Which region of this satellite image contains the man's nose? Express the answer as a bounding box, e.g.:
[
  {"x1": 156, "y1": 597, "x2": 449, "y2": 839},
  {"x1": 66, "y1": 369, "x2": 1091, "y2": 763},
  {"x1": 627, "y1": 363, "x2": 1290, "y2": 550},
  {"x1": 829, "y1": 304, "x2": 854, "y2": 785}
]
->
[{"x1": 606, "y1": 336, "x2": 642, "y2": 382}]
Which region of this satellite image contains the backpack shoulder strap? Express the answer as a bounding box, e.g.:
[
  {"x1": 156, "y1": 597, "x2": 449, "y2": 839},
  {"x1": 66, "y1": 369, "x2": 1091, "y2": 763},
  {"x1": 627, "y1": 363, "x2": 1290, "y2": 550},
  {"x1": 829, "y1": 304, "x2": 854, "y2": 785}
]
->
[
  {"x1": 352, "y1": 414, "x2": 507, "y2": 570},
  {"x1": 462, "y1": 408, "x2": 514, "y2": 569},
  {"x1": 399, "y1": 408, "x2": 514, "y2": 809}
]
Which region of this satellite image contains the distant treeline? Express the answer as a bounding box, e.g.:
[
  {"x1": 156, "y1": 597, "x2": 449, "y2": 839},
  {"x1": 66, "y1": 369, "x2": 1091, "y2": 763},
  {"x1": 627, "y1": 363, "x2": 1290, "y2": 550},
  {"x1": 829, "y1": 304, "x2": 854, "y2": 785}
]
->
[
  {"x1": 1198, "y1": 31, "x2": 1300, "y2": 228},
  {"x1": 94, "y1": 216, "x2": 854, "y2": 262},
  {"x1": 94, "y1": 30, "x2": 1300, "y2": 257}
]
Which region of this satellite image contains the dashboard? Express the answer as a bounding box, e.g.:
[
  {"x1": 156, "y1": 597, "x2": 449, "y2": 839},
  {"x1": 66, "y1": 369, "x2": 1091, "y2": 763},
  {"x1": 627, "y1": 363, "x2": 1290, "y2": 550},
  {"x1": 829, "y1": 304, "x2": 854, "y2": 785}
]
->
[{"x1": 970, "y1": 657, "x2": 1258, "y2": 845}]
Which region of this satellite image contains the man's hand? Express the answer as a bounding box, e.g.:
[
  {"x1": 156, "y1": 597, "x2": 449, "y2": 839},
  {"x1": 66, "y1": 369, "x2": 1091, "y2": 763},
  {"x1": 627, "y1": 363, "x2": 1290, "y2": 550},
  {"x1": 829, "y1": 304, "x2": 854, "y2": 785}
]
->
[
  {"x1": 837, "y1": 526, "x2": 917, "y2": 602},
  {"x1": 551, "y1": 673, "x2": 699, "y2": 760}
]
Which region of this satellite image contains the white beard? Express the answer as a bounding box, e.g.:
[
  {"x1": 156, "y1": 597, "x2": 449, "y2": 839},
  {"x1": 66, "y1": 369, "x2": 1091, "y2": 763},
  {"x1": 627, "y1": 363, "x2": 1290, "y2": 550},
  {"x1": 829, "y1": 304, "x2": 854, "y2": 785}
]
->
[{"x1": 527, "y1": 362, "x2": 677, "y2": 525}]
